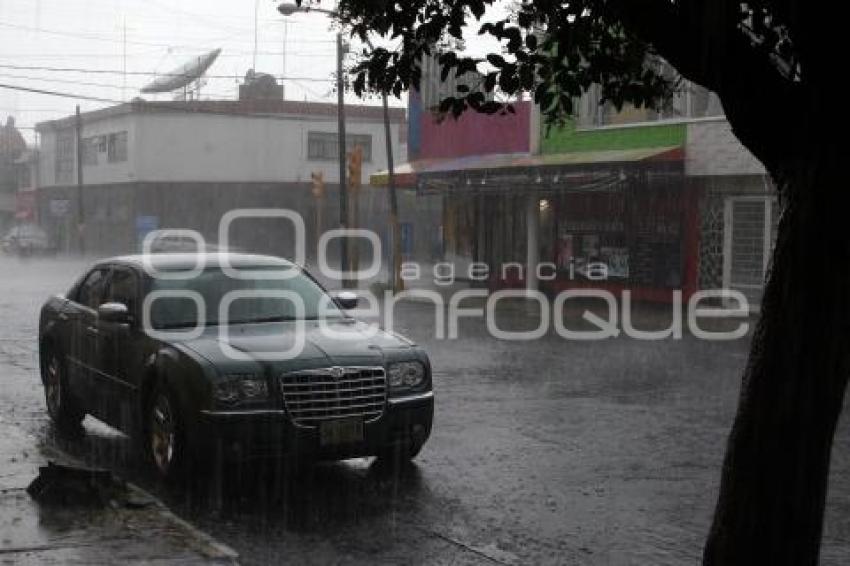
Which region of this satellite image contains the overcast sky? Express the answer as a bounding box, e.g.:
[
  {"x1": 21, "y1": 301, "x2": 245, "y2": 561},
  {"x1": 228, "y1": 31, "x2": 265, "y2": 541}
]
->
[
  {"x1": 0, "y1": 0, "x2": 372, "y2": 141},
  {"x1": 0, "y1": 0, "x2": 509, "y2": 143}
]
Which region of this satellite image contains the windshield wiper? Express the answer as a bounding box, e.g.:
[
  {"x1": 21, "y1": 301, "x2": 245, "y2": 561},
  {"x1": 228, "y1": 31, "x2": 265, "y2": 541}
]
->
[
  {"x1": 155, "y1": 321, "x2": 203, "y2": 330},
  {"x1": 230, "y1": 315, "x2": 298, "y2": 324}
]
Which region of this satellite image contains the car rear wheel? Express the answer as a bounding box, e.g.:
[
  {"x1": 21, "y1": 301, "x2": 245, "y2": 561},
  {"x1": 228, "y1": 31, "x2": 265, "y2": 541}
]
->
[
  {"x1": 147, "y1": 385, "x2": 187, "y2": 481},
  {"x1": 42, "y1": 349, "x2": 84, "y2": 432}
]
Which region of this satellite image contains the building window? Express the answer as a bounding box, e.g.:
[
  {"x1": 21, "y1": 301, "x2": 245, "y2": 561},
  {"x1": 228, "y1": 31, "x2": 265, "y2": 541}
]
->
[
  {"x1": 82, "y1": 136, "x2": 100, "y2": 165},
  {"x1": 107, "y1": 131, "x2": 128, "y2": 163},
  {"x1": 307, "y1": 132, "x2": 372, "y2": 162},
  {"x1": 55, "y1": 131, "x2": 75, "y2": 185}
]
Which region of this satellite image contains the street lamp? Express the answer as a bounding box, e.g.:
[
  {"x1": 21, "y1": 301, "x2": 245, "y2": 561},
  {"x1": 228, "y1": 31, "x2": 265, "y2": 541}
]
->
[
  {"x1": 278, "y1": 2, "x2": 350, "y2": 286},
  {"x1": 277, "y1": 2, "x2": 403, "y2": 292}
]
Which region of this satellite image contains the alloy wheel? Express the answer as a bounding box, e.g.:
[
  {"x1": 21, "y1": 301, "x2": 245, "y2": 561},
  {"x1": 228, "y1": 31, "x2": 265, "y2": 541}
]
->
[
  {"x1": 150, "y1": 393, "x2": 176, "y2": 475},
  {"x1": 44, "y1": 354, "x2": 62, "y2": 418}
]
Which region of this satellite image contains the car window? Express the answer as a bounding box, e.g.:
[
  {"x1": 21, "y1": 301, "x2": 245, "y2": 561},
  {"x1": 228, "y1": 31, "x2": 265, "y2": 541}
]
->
[
  {"x1": 148, "y1": 267, "x2": 343, "y2": 329},
  {"x1": 76, "y1": 268, "x2": 108, "y2": 310},
  {"x1": 106, "y1": 267, "x2": 139, "y2": 316}
]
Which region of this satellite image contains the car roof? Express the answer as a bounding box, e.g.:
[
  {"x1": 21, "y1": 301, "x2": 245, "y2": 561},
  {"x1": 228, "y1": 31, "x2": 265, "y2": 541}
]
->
[{"x1": 98, "y1": 252, "x2": 298, "y2": 272}]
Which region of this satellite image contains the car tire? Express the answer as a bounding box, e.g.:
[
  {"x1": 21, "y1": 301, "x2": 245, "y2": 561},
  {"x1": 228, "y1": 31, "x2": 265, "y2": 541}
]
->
[
  {"x1": 146, "y1": 382, "x2": 188, "y2": 482},
  {"x1": 41, "y1": 348, "x2": 85, "y2": 432}
]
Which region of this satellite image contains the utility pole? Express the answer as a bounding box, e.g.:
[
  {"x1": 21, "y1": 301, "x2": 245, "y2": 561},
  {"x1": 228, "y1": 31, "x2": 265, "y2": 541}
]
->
[
  {"x1": 253, "y1": 0, "x2": 259, "y2": 71},
  {"x1": 336, "y1": 32, "x2": 350, "y2": 287},
  {"x1": 382, "y1": 94, "x2": 403, "y2": 292},
  {"x1": 348, "y1": 145, "x2": 363, "y2": 287},
  {"x1": 122, "y1": 19, "x2": 127, "y2": 102},
  {"x1": 75, "y1": 105, "x2": 85, "y2": 255},
  {"x1": 311, "y1": 171, "x2": 325, "y2": 256},
  {"x1": 281, "y1": 20, "x2": 288, "y2": 99},
  {"x1": 276, "y1": 3, "x2": 354, "y2": 287}
]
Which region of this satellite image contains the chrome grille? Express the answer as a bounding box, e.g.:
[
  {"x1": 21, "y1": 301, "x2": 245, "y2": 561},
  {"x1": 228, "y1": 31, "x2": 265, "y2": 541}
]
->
[{"x1": 279, "y1": 367, "x2": 386, "y2": 427}]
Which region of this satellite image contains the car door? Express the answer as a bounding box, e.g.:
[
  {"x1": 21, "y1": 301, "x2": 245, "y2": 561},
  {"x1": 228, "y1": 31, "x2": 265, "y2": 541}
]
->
[
  {"x1": 94, "y1": 265, "x2": 143, "y2": 431},
  {"x1": 64, "y1": 266, "x2": 109, "y2": 410}
]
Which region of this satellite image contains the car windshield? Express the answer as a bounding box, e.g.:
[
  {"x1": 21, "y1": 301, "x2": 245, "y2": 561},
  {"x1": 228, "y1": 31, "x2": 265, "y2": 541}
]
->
[{"x1": 147, "y1": 267, "x2": 343, "y2": 329}]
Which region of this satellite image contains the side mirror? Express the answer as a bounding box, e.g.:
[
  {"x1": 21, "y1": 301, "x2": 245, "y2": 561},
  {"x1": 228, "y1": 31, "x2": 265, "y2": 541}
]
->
[
  {"x1": 334, "y1": 291, "x2": 359, "y2": 310},
  {"x1": 98, "y1": 302, "x2": 132, "y2": 325}
]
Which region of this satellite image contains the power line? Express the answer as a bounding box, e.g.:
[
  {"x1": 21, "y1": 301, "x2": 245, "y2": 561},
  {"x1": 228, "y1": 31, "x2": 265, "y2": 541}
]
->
[
  {"x1": 0, "y1": 72, "x2": 139, "y2": 91},
  {"x1": 143, "y1": 0, "x2": 256, "y2": 34},
  {"x1": 0, "y1": 20, "x2": 191, "y2": 49},
  {"x1": 0, "y1": 82, "x2": 120, "y2": 104},
  {"x1": 0, "y1": 63, "x2": 333, "y2": 82},
  {"x1": 0, "y1": 82, "x2": 397, "y2": 122},
  {"x1": 0, "y1": 109, "x2": 67, "y2": 115},
  {"x1": 0, "y1": 20, "x2": 336, "y2": 53},
  {"x1": 0, "y1": 52, "x2": 162, "y2": 59}
]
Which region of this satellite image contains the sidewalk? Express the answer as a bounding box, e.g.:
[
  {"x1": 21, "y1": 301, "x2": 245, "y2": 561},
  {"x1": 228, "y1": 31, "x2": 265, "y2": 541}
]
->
[{"x1": 0, "y1": 417, "x2": 239, "y2": 565}]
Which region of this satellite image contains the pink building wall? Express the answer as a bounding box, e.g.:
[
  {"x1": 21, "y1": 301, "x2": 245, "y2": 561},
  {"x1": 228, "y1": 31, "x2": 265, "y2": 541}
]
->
[{"x1": 413, "y1": 98, "x2": 531, "y2": 160}]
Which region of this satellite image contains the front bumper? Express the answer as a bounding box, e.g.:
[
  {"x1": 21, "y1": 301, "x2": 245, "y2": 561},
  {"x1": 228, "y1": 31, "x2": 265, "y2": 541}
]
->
[{"x1": 194, "y1": 390, "x2": 434, "y2": 461}]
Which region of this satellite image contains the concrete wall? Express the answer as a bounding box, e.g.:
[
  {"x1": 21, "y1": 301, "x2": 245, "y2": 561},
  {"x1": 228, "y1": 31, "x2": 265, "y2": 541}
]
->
[
  {"x1": 134, "y1": 113, "x2": 406, "y2": 184},
  {"x1": 36, "y1": 181, "x2": 443, "y2": 268},
  {"x1": 411, "y1": 99, "x2": 531, "y2": 160},
  {"x1": 542, "y1": 121, "x2": 686, "y2": 154},
  {"x1": 39, "y1": 111, "x2": 406, "y2": 187},
  {"x1": 685, "y1": 118, "x2": 766, "y2": 177}
]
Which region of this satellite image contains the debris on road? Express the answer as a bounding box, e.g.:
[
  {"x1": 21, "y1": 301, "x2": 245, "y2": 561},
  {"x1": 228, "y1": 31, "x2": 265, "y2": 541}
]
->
[
  {"x1": 1, "y1": 417, "x2": 239, "y2": 564},
  {"x1": 27, "y1": 462, "x2": 128, "y2": 507}
]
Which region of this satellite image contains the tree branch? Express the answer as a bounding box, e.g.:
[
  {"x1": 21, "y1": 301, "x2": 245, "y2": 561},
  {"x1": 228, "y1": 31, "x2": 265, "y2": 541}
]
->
[{"x1": 609, "y1": 0, "x2": 806, "y2": 177}]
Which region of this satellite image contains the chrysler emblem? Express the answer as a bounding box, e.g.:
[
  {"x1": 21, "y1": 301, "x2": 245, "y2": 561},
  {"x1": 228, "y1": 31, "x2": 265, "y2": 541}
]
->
[{"x1": 329, "y1": 366, "x2": 345, "y2": 379}]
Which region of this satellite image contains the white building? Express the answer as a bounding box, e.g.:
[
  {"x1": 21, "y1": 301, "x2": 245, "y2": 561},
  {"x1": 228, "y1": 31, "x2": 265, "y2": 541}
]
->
[{"x1": 35, "y1": 99, "x2": 408, "y2": 255}]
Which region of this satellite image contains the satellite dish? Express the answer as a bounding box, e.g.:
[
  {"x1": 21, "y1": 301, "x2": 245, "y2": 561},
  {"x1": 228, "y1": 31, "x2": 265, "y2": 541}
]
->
[{"x1": 141, "y1": 48, "x2": 222, "y2": 94}]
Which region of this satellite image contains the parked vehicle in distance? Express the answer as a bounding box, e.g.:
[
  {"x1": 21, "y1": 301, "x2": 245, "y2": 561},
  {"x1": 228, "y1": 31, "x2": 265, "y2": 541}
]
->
[
  {"x1": 145, "y1": 232, "x2": 233, "y2": 254},
  {"x1": 38, "y1": 253, "x2": 434, "y2": 480},
  {"x1": 2, "y1": 223, "x2": 52, "y2": 256}
]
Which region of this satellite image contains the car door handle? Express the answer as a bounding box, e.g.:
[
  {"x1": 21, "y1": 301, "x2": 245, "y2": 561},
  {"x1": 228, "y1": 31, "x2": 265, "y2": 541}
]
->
[
  {"x1": 85, "y1": 326, "x2": 100, "y2": 336},
  {"x1": 58, "y1": 313, "x2": 69, "y2": 321}
]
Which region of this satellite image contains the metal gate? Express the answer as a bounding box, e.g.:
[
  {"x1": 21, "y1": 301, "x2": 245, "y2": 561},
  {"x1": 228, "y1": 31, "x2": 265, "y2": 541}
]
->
[{"x1": 722, "y1": 196, "x2": 777, "y2": 312}]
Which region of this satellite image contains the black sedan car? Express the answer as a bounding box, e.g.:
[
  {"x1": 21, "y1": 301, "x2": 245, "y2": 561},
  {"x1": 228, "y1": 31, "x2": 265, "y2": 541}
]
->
[{"x1": 38, "y1": 253, "x2": 434, "y2": 480}]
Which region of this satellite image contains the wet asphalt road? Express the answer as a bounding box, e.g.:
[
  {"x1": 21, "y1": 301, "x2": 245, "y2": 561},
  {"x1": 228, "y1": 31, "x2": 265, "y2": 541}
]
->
[{"x1": 2, "y1": 255, "x2": 850, "y2": 565}]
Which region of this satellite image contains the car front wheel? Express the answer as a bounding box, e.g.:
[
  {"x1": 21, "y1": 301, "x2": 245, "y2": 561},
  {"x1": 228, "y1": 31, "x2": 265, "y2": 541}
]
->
[
  {"x1": 42, "y1": 349, "x2": 84, "y2": 432},
  {"x1": 147, "y1": 384, "x2": 187, "y2": 481}
]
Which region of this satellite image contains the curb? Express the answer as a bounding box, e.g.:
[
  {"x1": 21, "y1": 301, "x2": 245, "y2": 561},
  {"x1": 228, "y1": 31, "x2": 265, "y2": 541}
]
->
[{"x1": 21, "y1": 425, "x2": 240, "y2": 565}]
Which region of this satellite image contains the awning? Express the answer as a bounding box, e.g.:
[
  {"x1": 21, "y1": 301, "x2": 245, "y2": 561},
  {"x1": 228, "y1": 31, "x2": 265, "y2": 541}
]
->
[{"x1": 370, "y1": 146, "x2": 684, "y2": 188}]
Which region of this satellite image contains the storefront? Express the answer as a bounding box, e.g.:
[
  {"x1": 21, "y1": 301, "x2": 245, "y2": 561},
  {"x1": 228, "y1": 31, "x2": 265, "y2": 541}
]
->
[{"x1": 382, "y1": 148, "x2": 698, "y2": 303}]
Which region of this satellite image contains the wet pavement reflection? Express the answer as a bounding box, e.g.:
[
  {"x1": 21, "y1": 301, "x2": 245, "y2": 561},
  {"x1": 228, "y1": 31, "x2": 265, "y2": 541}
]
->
[{"x1": 3, "y1": 256, "x2": 850, "y2": 565}]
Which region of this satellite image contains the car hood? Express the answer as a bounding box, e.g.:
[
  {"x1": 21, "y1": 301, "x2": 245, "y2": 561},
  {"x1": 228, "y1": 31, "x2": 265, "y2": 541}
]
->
[{"x1": 174, "y1": 318, "x2": 415, "y2": 370}]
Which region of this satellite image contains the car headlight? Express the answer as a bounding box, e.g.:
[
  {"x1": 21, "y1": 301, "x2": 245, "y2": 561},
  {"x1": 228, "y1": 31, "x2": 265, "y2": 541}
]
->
[
  {"x1": 387, "y1": 361, "x2": 426, "y2": 390},
  {"x1": 214, "y1": 373, "x2": 268, "y2": 404}
]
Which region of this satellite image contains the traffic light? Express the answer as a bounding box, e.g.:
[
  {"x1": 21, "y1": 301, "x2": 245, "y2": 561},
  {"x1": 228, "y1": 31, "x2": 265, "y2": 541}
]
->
[{"x1": 310, "y1": 171, "x2": 325, "y2": 199}]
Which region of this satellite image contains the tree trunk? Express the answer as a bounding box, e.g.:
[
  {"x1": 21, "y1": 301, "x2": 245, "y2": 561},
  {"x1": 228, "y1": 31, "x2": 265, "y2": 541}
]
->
[{"x1": 704, "y1": 156, "x2": 850, "y2": 565}]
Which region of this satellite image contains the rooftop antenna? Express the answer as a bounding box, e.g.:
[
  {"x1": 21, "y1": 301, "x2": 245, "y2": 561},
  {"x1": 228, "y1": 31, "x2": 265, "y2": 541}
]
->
[{"x1": 140, "y1": 48, "x2": 222, "y2": 100}]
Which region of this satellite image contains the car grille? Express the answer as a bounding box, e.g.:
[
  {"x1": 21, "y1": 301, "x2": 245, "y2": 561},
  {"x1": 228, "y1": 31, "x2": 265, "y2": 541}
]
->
[{"x1": 279, "y1": 367, "x2": 387, "y2": 427}]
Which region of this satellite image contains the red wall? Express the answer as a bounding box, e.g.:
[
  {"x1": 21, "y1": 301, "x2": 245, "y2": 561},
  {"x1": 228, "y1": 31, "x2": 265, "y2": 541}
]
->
[{"x1": 416, "y1": 101, "x2": 531, "y2": 160}]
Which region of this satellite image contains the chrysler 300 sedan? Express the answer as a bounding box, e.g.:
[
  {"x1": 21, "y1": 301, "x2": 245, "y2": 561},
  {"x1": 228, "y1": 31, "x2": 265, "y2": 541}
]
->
[{"x1": 38, "y1": 253, "x2": 434, "y2": 480}]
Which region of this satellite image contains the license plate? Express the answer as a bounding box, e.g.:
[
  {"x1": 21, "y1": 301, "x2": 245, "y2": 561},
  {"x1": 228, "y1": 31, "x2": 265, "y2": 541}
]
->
[{"x1": 319, "y1": 418, "x2": 364, "y2": 446}]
